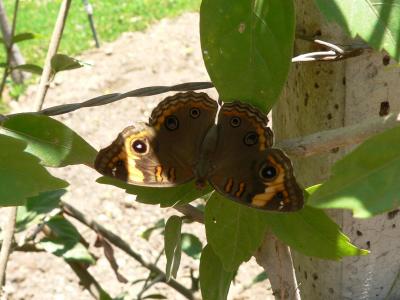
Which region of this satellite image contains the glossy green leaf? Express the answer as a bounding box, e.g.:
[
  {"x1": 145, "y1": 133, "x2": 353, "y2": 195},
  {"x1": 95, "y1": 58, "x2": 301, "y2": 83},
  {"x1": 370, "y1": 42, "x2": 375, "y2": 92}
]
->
[
  {"x1": 308, "y1": 126, "x2": 400, "y2": 218},
  {"x1": 40, "y1": 215, "x2": 95, "y2": 264},
  {"x1": 142, "y1": 294, "x2": 167, "y2": 299},
  {"x1": 16, "y1": 189, "x2": 65, "y2": 232},
  {"x1": 200, "y1": 245, "x2": 234, "y2": 300},
  {"x1": 315, "y1": 0, "x2": 400, "y2": 60},
  {"x1": 164, "y1": 215, "x2": 182, "y2": 281},
  {"x1": 181, "y1": 233, "x2": 203, "y2": 259},
  {"x1": 264, "y1": 206, "x2": 368, "y2": 259},
  {"x1": 1, "y1": 113, "x2": 97, "y2": 167},
  {"x1": 200, "y1": 0, "x2": 295, "y2": 110},
  {"x1": 51, "y1": 54, "x2": 83, "y2": 74},
  {"x1": 204, "y1": 193, "x2": 268, "y2": 271},
  {"x1": 97, "y1": 176, "x2": 212, "y2": 207},
  {"x1": 141, "y1": 219, "x2": 165, "y2": 240},
  {"x1": 0, "y1": 135, "x2": 68, "y2": 207},
  {"x1": 12, "y1": 64, "x2": 43, "y2": 75},
  {"x1": 12, "y1": 32, "x2": 36, "y2": 43}
]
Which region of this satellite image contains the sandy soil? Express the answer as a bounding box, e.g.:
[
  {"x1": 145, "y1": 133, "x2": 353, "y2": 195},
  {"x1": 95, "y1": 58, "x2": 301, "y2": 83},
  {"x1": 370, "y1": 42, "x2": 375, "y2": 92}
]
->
[{"x1": 1, "y1": 13, "x2": 273, "y2": 300}]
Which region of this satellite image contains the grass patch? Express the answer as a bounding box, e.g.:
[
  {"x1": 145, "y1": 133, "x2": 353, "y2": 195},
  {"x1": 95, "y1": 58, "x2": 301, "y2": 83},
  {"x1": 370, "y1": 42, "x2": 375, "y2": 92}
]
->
[{"x1": 1, "y1": 0, "x2": 201, "y2": 66}]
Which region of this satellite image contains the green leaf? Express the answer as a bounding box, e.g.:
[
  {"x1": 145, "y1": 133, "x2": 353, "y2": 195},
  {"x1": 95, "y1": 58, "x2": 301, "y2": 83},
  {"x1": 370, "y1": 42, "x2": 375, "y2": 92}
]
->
[
  {"x1": 0, "y1": 135, "x2": 68, "y2": 207},
  {"x1": 252, "y1": 271, "x2": 268, "y2": 284},
  {"x1": 264, "y1": 206, "x2": 369, "y2": 259},
  {"x1": 164, "y1": 216, "x2": 182, "y2": 281},
  {"x1": 141, "y1": 219, "x2": 165, "y2": 240},
  {"x1": 0, "y1": 62, "x2": 7, "y2": 68},
  {"x1": 204, "y1": 193, "x2": 268, "y2": 271},
  {"x1": 51, "y1": 54, "x2": 83, "y2": 74},
  {"x1": 1, "y1": 113, "x2": 97, "y2": 167},
  {"x1": 16, "y1": 189, "x2": 65, "y2": 232},
  {"x1": 40, "y1": 215, "x2": 95, "y2": 264},
  {"x1": 308, "y1": 126, "x2": 400, "y2": 218},
  {"x1": 12, "y1": 32, "x2": 36, "y2": 43},
  {"x1": 97, "y1": 177, "x2": 212, "y2": 207},
  {"x1": 315, "y1": 0, "x2": 400, "y2": 60},
  {"x1": 12, "y1": 64, "x2": 43, "y2": 75},
  {"x1": 200, "y1": 0, "x2": 295, "y2": 110},
  {"x1": 200, "y1": 245, "x2": 234, "y2": 300},
  {"x1": 142, "y1": 294, "x2": 167, "y2": 299},
  {"x1": 181, "y1": 233, "x2": 203, "y2": 259}
]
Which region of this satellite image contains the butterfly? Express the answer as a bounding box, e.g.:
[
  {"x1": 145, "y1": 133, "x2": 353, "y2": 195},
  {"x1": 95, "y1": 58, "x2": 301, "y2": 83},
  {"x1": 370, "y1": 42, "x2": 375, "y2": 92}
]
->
[{"x1": 94, "y1": 91, "x2": 304, "y2": 211}]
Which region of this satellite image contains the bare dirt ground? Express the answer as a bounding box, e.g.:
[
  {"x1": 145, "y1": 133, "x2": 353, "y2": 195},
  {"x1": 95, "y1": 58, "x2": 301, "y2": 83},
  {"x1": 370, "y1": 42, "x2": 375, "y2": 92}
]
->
[{"x1": 2, "y1": 13, "x2": 273, "y2": 300}]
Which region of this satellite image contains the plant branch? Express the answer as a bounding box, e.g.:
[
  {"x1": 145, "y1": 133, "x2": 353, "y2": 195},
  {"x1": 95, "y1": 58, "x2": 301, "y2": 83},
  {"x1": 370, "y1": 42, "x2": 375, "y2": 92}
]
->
[
  {"x1": 60, "y1": 201, "x2": 195, "y2": 300},
  {"x1": 34, "y1": 0, "x2": 71, "y2": 111},
  {"x1": 0, "y1": 0, "x2": 19, "y2": 97},
  {"x1": 0, "y1": 207, "x2": 17, "y2": 292},
  {"x1": 277, "y1": 112, "x2": 400, "y2": 157}
]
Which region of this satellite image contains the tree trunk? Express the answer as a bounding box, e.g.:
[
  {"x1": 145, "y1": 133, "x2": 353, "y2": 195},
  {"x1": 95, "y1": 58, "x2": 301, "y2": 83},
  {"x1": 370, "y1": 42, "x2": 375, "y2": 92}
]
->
[
  {"x1": 0, "y1": 0, "x2": 27, "y2": 83},
  {"x1": 272, "y1": 0, "x2": 400, "y2": 299}
]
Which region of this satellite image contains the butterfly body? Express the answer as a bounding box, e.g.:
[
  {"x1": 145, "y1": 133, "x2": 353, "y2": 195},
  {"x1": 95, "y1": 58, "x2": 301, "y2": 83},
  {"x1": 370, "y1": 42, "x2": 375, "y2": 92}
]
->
[{"x1": 95, "y1": 92, "x2": 304, "y2": 212}]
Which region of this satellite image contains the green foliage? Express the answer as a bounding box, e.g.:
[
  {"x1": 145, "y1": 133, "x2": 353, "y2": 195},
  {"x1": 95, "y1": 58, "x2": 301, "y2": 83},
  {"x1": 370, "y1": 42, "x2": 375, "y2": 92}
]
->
[
  {"x1": 97, "y1": 177, "x2": 212, "y2": 207},
  {"x1": 315, "y1": 0, "x2": 400, "y2": 61},
  {"x1": 16, "y1": 189, "x2": 65, "y2": 232},
  {"x1": 0, "y1": 135, "x2": 68, "y2": 207},
  {"x1": 141, "y1": 218, "x2": 165, "y2": 240},
  {"x1": 181, "y1": 233, "x2": 202, "y2": 259},
  {"x1": 2, "y1": 0, "x2": 201, "y2": 65},
  {"x1": 40, "y1": 215, "x2": 95, "y2": 264},
  {"x1": 265, "y1": 205, "x2": 368, "y2": 259},
  {"x1": 164, "y1": 216, "x2": 182, "y2": 281},
  {"x1": 0, "y1": 113, "x2": 97, "y2": 167},
  {"x1": 205, "y1": 193, "x2": 268, "y2": 271},
  {"x1": 12, "y1": 64, "x2": 43, "y2": 75},
  {"x1": 200, "y1": 0, "x2": 295, "y2": 110},
  {"x1": 199, "y1": 245, "x2": 235, "y2": 300},
  {"x1": 308, "y1": 126, "x2": 400, "y2": 218}
]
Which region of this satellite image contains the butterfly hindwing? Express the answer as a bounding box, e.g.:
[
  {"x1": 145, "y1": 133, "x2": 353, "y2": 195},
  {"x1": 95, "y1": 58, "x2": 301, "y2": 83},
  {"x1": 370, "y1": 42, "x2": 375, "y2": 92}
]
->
[{"x1": 208, "y1": 102, "x2": 304, "y2": 211}]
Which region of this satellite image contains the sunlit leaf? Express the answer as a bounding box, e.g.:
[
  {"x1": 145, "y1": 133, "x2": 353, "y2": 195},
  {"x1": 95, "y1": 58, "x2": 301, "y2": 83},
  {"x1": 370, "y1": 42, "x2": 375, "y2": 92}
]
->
[
  {"x1": 1, "y1": 113, "x2": 97, "y2": 167},
  {"x1": 12, "y1": 64, "x2": 43, "y2": 75},
  {"x1": 308, "y1": 126, "x2": 400, "y2": 218},
  {"x1": 12, "y1": 32, "x2": 36, "y2": 43},
  {"x1": 51, "y1": 54, "x2": 84, "y2": 74},
  {"x1": 0, "y1": 135, "x2": 68, "y2": 207},
  {"x1": 315, "y1": 0, "x2": 400, "y2": 60},
  {"x1": 181, "y1": 233, "x2": 202, "y2": 259}
]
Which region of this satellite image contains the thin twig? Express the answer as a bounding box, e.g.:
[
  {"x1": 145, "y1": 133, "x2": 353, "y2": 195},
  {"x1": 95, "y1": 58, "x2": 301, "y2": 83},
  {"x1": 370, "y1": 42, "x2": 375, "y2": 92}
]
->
[
  {"x1": 174, "y1": 204, "x2": 204, "y2": 224},
  {"x1": 34, "y1": 0, "x2": 71, "y2": 111},
  {"x1": 0, "y1": 0, "x2": 19, "y2": 97},
  {"x1": 0, "y1": 207, "x2": 17, "y2": 292},
  {"x1": 61, "y1": 201, "x2": 195, "y2": 300}
]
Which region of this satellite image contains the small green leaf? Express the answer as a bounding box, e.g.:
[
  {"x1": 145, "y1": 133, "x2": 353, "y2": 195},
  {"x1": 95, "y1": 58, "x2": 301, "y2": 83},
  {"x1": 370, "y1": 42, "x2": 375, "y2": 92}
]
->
[
  {"x1": 142, "y1": 294, "x2": 168, "y2": 299},
  {"x1": 204, "y1": 193, "x2": 268, "y2": 271},
  {"x1": 12, "y1": 32, "x2": 36, "y2": 43},
  {"x1": 51, "y1": 54, "x2": 83, "y2": 74},
  {"x1": 315, "y1": 0, "x2": 400, "y2": 61},
  {"x1": 264, "y1": 206, "x2": 369, "y2": 259},
  {"x1": 0, "y1": 135, "x2": 68, "y2": 207},
  {"x1": 200, "y1": 245, "x2": 234, "y2": 300},
  {"x1": 40, "y1": 215, "x2": 95, "y2": 264},
  {"x1": 164, "y1": 216, "x2": 182, "y2": 281},
  {"x1": 200, "y1": 0, "x2": 295, "y2": 110},
  {"x1": 0, "y1": 62, "x2": 7, "y2": 68},
  {"x1": 252, "y1": 271, "x2": 268, "y2": 284},
  {"x1": 308, "y1": 126, "x2": 400, "y2": 218},
  {"x1": 141, "y1": 219, "x2": 165, "y2": 240},
  {"x1": 181, "y1": 233, "x2": 203, "y2": 259},
  {"x1": 16, "y1": 189, "x2": 65, "y2": 232},
  {"x1": 97, "y1": 177, "x2": 212, "y2": 207},
  {"x1": 12, "y1": 64, "x2": 43, "y2": 75},
  {"x1": 1, "y1": 113, "x2": 97, "y2": 167}
]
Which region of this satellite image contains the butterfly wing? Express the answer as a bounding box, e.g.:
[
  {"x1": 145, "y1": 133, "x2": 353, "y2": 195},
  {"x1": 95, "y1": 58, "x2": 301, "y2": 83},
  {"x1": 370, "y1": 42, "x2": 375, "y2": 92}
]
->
[
  {"x1": 207, "y1": 102, "x2": 304, "y2": 211},
  {"x1": 95, "y1": 92, "x2": 218, "y2": 187}
]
